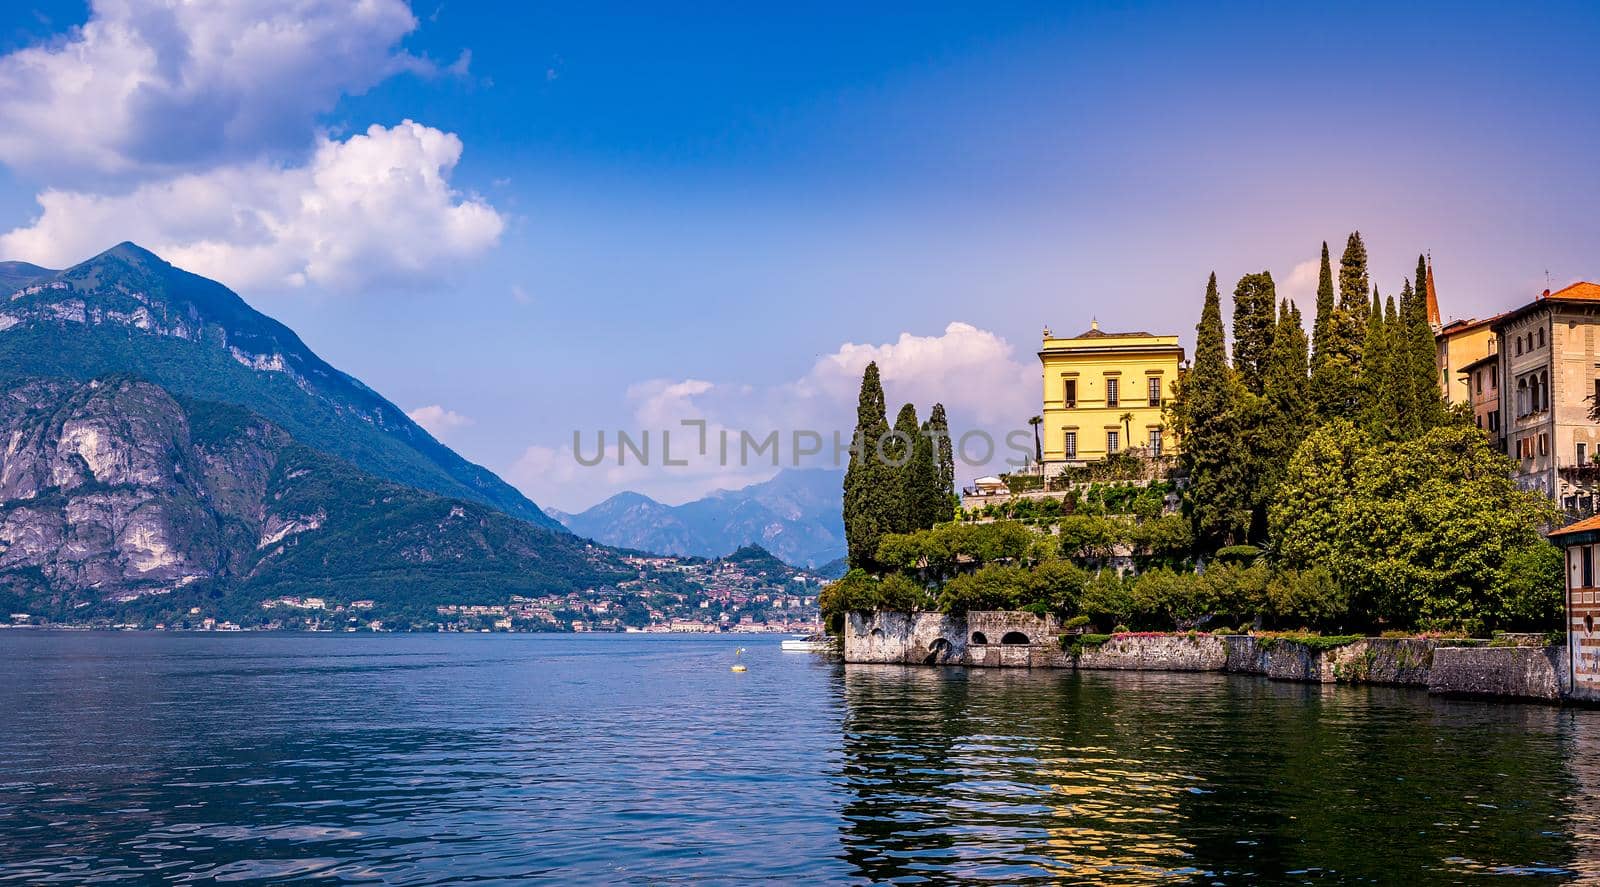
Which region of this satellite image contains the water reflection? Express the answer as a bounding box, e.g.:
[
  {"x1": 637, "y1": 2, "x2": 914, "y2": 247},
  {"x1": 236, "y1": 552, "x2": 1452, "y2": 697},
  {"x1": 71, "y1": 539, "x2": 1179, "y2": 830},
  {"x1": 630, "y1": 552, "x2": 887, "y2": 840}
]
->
[
  {"x1": 3, "y1": 633, "x2": 1599, "y2": 884},
  {"x1": 837, "y1": 665, "x2": 1600, "y2": 884}
]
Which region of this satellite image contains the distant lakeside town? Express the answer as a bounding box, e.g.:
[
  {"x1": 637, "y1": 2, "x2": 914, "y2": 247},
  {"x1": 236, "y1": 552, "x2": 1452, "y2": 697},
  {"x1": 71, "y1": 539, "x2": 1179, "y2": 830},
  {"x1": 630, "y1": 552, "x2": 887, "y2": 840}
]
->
[{"x1": 4, "y1": 547, "x2": 827, "y2": 635}]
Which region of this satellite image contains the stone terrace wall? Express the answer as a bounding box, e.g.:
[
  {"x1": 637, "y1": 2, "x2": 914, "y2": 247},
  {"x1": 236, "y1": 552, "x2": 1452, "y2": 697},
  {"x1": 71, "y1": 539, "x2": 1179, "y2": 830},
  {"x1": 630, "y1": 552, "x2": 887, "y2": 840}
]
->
[
  {"x1": 1428, "y1": 645, "x2": 1567, "y2": 702},
  {"x1": 1078, "y1": 633, "x2": 1228, "y2": 671},
  {"x1": 843, "y1": 611, "x2": 967, "y2": 665},
  {"x1": 840, "y1": 610, "x2": 1582, "y2": 703}
]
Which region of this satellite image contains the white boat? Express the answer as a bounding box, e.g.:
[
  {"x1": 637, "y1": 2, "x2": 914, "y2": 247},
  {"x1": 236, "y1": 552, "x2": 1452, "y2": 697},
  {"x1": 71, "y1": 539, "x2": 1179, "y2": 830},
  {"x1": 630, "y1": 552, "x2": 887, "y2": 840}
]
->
[{"x1": 781, "y1": 637, "x2": 832, "y2": 653}]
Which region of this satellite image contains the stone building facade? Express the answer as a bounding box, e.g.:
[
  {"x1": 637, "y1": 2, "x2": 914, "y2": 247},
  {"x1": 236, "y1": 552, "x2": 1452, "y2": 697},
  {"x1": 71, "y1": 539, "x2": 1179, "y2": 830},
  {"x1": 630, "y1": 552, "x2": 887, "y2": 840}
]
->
[{"x1": 1490, "y1": 282, "x2": 1600, "y2": 513}]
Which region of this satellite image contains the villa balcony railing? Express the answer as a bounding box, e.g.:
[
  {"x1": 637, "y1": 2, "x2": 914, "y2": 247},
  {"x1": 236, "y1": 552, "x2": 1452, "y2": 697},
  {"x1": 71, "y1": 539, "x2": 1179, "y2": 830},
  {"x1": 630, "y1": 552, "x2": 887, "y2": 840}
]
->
[{"x1": 1559, "y1": 463, "x2": 1600, "y2": 484}]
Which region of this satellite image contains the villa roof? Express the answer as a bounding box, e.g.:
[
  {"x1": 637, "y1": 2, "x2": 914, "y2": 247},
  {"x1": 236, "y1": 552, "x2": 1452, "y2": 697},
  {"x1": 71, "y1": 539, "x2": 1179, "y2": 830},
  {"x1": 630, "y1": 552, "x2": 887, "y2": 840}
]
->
[
  {"x1": 1067, "y1": 327, "x2": 1156, "y2": 339},
  {"x1": 1550, "y1": 513, "x2": 1600, "y2": 544},
  {"x1": 1492, "y1": 281, "x2": 1600, "y2": 330}
]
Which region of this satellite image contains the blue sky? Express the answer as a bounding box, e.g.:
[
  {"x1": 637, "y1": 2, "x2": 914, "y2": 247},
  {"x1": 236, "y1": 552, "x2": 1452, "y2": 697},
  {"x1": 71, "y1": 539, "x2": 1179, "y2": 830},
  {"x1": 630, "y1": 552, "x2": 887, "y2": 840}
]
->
[{"x1": 1, "y1": 1, "x2": 1597, "y2": 510}]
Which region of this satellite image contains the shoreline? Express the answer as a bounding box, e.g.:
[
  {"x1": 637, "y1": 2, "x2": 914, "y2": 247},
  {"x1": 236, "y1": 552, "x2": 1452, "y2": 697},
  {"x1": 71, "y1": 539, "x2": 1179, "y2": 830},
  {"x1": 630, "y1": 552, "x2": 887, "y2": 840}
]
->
[{"x1": 844, "y1": 610, "x2": 1598, "y2": 706}]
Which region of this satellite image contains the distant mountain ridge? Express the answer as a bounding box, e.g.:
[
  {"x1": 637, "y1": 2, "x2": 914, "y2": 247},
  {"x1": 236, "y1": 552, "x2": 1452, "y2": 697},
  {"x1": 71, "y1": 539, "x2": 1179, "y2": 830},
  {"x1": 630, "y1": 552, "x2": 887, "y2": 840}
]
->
[
  {"x1": 0, "y1": 378, "x2": 624, "y2": 622},
  {"x1": 552, "y1": 469, "x2": 845, "y2": 567},
  {"x1": 0, "y1": 243, "x2": 561, "y2": 529}
]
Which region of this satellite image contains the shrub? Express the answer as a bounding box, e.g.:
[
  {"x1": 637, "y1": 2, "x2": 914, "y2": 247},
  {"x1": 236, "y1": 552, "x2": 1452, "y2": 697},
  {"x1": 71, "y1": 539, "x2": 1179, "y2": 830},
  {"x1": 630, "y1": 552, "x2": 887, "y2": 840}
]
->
[
  {"x1": 1494, "y1": 541, "x2": 1563, "y2": 630},
  {"x1": 1265, "y1": 567, "x2": 1348, "y2": 629},
  {"x1": 1021, "y1": 560, "x2": 1088, "y2": 614},
  {"x1": 1079, "y1": 570, "x2": 1134, "y2": 626},
  {"x1": 937, "y1": 564, "x2": 1029, "y2": 615},
  {"x1": 1213, "y1": 544, "x2": 1262, "y2": 565},
  {"x1": 1057, "y1": 514, "x2": 1123, "y2": 560}
]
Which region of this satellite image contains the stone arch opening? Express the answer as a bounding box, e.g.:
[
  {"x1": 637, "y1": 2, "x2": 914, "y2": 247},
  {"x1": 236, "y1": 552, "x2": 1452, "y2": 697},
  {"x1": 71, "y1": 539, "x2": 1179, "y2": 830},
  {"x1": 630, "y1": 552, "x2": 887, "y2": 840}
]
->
[
  {"x1": 1000, "y1": 631, "x2": 1030, "y2": 645},
  {"x1": 869, "y1": 628, "x2": 885, "y2": 640},
  {"x1": 971, "y1": 631, "x2": 989, "y2": 645},
  {"x1": 924, "y1": 638, "x2": 952, "y2": 664}
]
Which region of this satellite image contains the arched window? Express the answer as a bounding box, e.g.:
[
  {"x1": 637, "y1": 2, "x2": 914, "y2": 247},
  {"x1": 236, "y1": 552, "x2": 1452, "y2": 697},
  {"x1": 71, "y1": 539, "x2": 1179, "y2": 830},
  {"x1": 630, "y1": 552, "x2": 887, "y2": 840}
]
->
[
  {"x1": 970, "y1": 631, "x2": 989, "y2": 645},
  {"x1": 1000, "y1": 631, "x2": 1030, "y2": 645}
]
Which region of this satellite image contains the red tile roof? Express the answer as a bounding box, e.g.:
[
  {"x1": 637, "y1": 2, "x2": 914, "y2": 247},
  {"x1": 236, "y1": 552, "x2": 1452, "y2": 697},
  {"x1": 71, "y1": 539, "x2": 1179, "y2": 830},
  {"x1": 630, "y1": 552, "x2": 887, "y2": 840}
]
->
[
  {"x1": 1550, "y1": 513, "x2": 1600, "y2": 538},
  {"x1": 1548, "y1": 281, "x2": 1600, "y2": 302}
]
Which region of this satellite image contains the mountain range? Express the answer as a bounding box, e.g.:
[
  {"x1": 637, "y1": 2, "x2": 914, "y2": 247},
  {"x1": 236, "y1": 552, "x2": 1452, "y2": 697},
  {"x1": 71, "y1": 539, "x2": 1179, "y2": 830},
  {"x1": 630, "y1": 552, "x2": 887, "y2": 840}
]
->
[
  {"x1": 0, "y1": 377, "x2": 623, "y2": 623},
  {"x1": 0, "y1": 243, "x2": 639, "y2": 622},
  {"x1": 549, "y1": 468, "x2": 846, "y2": 568},
  {"x1": 0, "y1": 244, "x2": 560, "y2": 530}
]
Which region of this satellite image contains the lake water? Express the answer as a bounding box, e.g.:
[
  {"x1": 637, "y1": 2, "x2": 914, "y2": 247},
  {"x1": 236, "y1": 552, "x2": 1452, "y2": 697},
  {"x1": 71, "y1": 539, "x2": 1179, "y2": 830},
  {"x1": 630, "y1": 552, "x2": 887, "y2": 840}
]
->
[{"x1": 2, "y1": 632, "x2": 1599, "y2": 884}]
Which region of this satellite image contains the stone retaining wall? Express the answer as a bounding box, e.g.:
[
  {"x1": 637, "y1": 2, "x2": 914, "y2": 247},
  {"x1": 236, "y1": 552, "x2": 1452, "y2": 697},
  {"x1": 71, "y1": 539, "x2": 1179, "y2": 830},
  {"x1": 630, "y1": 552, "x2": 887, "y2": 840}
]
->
[
  {"x1": 841, "y1": 610, "x2": 1582, "y2": 703},
  {"x1": 1078, "y1": 633, "x2": 1228, "y2": 671},
  {"x1": 1428, "y1": 645, "x2": 1566, "y2": 702}
]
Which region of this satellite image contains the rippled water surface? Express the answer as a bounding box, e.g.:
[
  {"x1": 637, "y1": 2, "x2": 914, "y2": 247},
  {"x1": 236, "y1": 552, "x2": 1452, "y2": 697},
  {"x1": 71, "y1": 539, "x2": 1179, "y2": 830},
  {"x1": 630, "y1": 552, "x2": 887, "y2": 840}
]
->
[{"x1": 2, "y1": 633, "x2": 1599, "y2": 884}]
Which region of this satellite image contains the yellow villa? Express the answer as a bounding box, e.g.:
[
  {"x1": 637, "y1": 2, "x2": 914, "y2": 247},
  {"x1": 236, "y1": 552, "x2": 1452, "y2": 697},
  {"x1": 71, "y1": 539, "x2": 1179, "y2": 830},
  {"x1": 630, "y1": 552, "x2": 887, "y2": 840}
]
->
[{"x1": 1037, "y1": 320, "x2": 1184, "y2": 471}]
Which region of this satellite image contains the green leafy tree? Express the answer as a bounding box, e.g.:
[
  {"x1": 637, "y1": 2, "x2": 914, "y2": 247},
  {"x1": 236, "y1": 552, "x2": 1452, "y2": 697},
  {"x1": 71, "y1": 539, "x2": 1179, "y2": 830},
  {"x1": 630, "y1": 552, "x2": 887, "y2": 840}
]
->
[
  {"x1": 1270, "y1": 420, "x2": 1557, "y2": 631},
  {"x1": 1231, "y1": 271, "x2": 1277, "y2": 395},
  {"x1": 843, "y1": 362, "x2": 893, "y2": 570},
  {"x1": 938, "y1": 564, "x2": 1030, "y2": 615},
  {"x1": 1079, "y1": 569, "x2": 1135, "y2": 628},
  {"x1": 1265, "y1": 567, "x2": 1349, "y2": 630}
]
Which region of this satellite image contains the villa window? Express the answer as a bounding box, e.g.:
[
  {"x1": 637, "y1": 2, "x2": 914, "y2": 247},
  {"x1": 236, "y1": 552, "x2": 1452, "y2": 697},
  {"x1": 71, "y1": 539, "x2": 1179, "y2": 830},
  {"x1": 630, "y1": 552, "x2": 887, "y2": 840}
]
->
[
  {"x1": 1517, "y1": 338, "x2": 1524, "y2": 356},
  {"x1": 1584, "y1": 545, "x2": 1593, "y2": 589},
  {"x1": 1106, "y1": 378, "x2": 1119, "y2": 408},
  {"x1": 1064, "y1": 431, "x2": 1077, "y2": 460},
  {"x1": 1581, "y1": 442, "x2": 1589, "y2": 466},
  {"x1": 1538, "y1": 328, "x2": 1546, "y2": 348},
  {"x1": 1540, "y1": 433, "x2": 1549, "y2": 456},
  {"x1": 1475, "y1": 371, "x2": 1482, "y2": 395},
  {"x1": 1147, "y1": 377, "x2": 1161, "y2": 406},
  {"x1": 1148, "y1": 429, "x2": 1162, "y2": 456},
  {"x1": 1064, "y1": 379, "x2": 1077, "y2": 408},
  {"x1": 1106, "y1": 430, "x2": 1120, "y2": 455}
]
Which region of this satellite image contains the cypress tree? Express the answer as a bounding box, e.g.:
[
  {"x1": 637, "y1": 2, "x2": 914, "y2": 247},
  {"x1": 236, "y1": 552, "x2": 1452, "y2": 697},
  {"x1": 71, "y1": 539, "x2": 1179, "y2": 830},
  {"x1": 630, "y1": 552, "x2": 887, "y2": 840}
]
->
[
  {"x1": 1361, "y1": 287, "x2": 1393, "y2": 437},
  {"x1": 1175, "y1": 273, "x2": 1250, "y2": 547},
  {"x1": 1232, "y1": 271, "x2": 1277, "y2": 396},
  {"x1": 1338, "y1": 232, "x2": 1370, "y2": 312},
  {"x1": 927, "y1": 403, "x2": 954, "y2": 505},
  {"x1": 1258, "y1": 298, "x2": 1312, "y2": 531},
  {"x1": 1392, "y1": 279, "x2": 1422, "y2": 436},
  {"x1": 909, "y1": 416, "x2": 944, "y2": 530},
  {"x1": 1408, "y1": 254, "x2": 1446, "y2": 432},
  {"x1": 1311, "y1": 233, "x2": 1368, "y2": 421},
  {"x1": 1311, "y1": 241, "x2": 1335, "y2": 373},
  {"x1": 843, "y1": 362, "x2": 893, "y2": 570},
  {"x1": 889, "y1": 403, "x2": 921, "y2": 534}
]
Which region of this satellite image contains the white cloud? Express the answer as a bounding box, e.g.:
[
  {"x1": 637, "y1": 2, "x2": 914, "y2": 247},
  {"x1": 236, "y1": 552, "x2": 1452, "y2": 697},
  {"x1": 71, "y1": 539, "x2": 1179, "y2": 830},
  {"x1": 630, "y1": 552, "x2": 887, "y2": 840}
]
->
[
  {"x1": 0, "y1": 120, "x2": 505, "y2": 291},
  {"x1": 0, "y1": 0, "x2": 430, "y2": 182},
  {"x1": 1279, "y1": 257, "x2": 1323, "y2": 310},
  {"x1": 407, "y1": 404, "x2": 473, "y2": 438},
  {"x1": 509, "y1": 322, "x2": 1039, "y2": 511}
]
